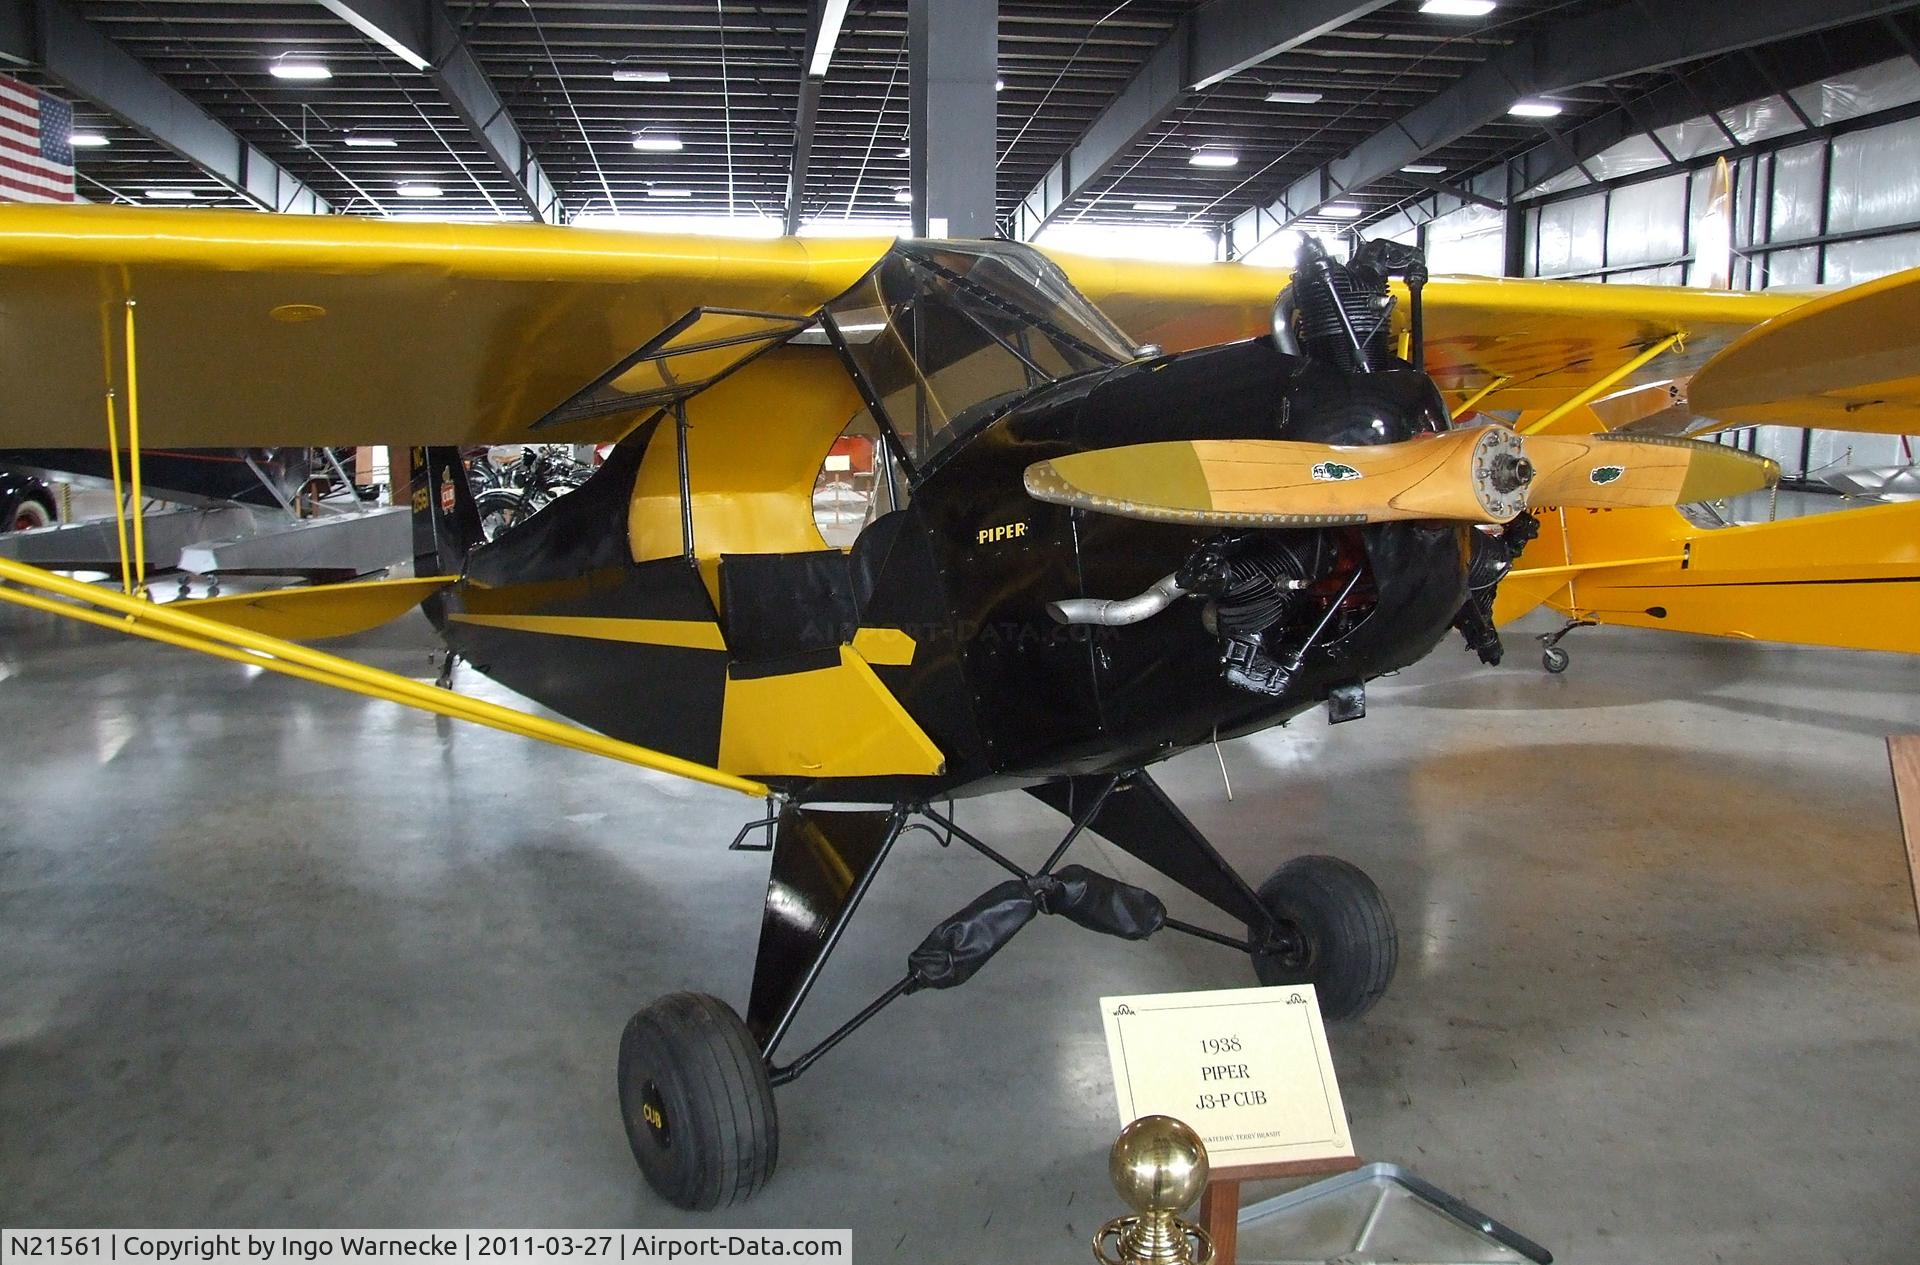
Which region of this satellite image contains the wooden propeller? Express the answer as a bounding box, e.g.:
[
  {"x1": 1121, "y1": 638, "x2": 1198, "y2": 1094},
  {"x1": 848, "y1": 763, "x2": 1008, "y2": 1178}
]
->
[{"x1": 1024, "y1": 427, "x2": 1777, "y2": 528}]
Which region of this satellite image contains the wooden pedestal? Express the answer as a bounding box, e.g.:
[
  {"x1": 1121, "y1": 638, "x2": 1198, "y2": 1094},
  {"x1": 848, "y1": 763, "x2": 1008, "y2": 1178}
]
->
[
  {"x1": 1891, "y1": 735, "x2": 1920, "y2": 937},
  {"x1": 1198, "y1": 1156, "x2": 1363, "y2": 1265}
]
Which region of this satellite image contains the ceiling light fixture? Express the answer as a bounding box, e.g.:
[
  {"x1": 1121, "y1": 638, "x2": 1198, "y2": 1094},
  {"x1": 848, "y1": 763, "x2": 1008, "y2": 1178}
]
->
[
  {"x1": 1322, "y1": 203, "x2": 1364, "y2": 218},
  {"x1": 1421, "y1": 0, "x2": 1497, "y2": 14},
  {"x1": 647, "y1": 188, "x2": 694, "y2": 198},
  {"x1": 145, "y1": 188, "x2": 196, "y2": 200},
  {"x1": 995, "y1": 78, "x2": 1005, "y2": 92},
  {"x1": 269, "y1": 56, "x2": 332, "y2": 81},
  {"x1": 396, "y1": 182, "x2": 443, "y2": 198},
  {"x1": 1188, "y1": 149, "x2": 1239, "y2": 168},
  {"x1": 69, "y1": 132, "x2": 109, "y2": 147},
  {"x1": 1265, "y1": 90, "x2": 1324, "y2": 105},
  {"x1": 633, "y1": 133, "x2": 686, "y2": 152},
  {"x1": 1401, "y1": 162, "x2": 1447, "y2": 174},
  {"x1": 893, "y1": 189, "x2": 913, "y2": 204},
  {"x1": 808, "y1": 0, "x2": 852, "y2": 76},
  {"x1": 611, "y1": 67, "x2": 671, "y2": 83},
  {"x1": 1132, "y1": 201, "x2": 1178, "y2": 212},
  {"x1": 1508, "y1": 100, "x2": 1563, "y2": 118},
  {"x1": 345, "y1": 135, "x2": 397, "y2": 148}
]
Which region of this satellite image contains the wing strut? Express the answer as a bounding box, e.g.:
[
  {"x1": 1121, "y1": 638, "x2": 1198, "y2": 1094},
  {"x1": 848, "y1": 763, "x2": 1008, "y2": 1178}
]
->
[
  {"x1": 101, "y1": 297, "x2": 150, "y2": 596},
  {"x1": 1520, "y1": 332, "x2": 1684, "y2": 435},
  {"x1": 1451, "y1": 374, "x2": 1512, "y2": 419},
  {"x1": 0, "y1": 555, "x2": 768, "y2": 798}
]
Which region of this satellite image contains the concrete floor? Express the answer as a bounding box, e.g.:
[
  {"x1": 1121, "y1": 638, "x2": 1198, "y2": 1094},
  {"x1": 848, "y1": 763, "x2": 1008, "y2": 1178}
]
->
[{"x1": 2, "y1": 602, "x2": 1918, "y2": 1262}]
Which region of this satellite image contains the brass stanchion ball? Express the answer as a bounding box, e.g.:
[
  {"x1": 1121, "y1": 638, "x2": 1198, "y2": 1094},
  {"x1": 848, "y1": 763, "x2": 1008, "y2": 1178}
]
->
[{"x1": 1110, "y1": 1115, "x2": 1210, "y2": 1214}]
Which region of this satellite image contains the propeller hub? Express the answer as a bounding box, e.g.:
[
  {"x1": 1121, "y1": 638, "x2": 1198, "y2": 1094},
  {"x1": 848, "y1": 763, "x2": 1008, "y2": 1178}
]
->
[
  {"x1": 1490, "y1": 453, "x2": 1535, "y2": 495},
  {"x1": 1467, "y1": 426, "x2": 1533, "y2": 523}
]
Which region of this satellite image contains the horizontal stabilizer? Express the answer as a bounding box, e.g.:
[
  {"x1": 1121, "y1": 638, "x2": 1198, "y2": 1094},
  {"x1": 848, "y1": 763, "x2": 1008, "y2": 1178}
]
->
[
  {"x1": 1025, "y1": 427, "x2": 1776, "y2": 528},
  {"x1": 177, "y1": 576, "x2": 452, "y2": 640},
  {"x1": 1493, "y1": 501, "x2": 1920, "y2": 656}
]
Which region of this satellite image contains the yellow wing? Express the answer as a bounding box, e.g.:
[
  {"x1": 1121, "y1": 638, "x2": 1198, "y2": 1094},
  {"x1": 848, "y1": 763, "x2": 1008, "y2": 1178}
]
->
[
  {"x1": 1043, "y1": 250, "x2": 1811, "y2": 416},
  {"x1": 1685, "y1": 265, "x2": 1920, "y2": 435},
  {"x1": 0, "y1": 204, "x2": 888, "y2": 449}
]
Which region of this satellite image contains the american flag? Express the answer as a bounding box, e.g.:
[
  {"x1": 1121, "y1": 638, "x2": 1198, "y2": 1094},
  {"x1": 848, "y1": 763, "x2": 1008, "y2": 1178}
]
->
[{"x1": 0, "y1": 73, "x2": 76, "y2": 203}]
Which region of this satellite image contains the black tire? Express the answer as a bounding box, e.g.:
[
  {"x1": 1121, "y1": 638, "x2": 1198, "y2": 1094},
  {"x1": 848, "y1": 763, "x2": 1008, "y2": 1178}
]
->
[
  {"x1": 1248, "y1": 855, "x2": 1397, "y2": 1020},
  {"x1": 1542, "y1": 646, "x2": 1570, "y2": 674},
  {"x1": 5, "y1": 493, "x2": 53, "y2": 533},
  {"x1": 617, "y1": 992, "x2": 778, "y2": 1210},
  {"x1": 474, "y1": 487, "x2": 525, "y2": 542}
]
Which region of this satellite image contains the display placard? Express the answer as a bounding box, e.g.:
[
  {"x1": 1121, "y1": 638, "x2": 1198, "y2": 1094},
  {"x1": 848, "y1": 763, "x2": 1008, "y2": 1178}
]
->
[{"x1": 1100, "y1": 984, "x2": 1354, "y2": 1169}]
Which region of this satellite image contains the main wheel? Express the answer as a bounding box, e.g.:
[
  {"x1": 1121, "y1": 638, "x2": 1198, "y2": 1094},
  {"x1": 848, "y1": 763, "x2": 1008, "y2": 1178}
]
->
[
  {"x1": 1247, "y1": 855, "x2": 1397, "y2": 1020},
  {"x1": 617, "y1": 992, "x2": 778, "y2": 1210},
  {"x1": 1541, "y1": 646, "x2": 1570, "y2": 674}
]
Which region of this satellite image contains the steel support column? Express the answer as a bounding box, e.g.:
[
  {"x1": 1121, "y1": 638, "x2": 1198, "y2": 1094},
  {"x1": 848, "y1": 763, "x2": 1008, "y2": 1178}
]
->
[
  {"x1": 785, "y1": 0, "x2": 849, "y2": 233},
  {"x1": 909, "y1": 0, "x2": 996, "y2": 239},
  {"x1": 784, "y1": 76, "x2": 820, "y2": 234}
]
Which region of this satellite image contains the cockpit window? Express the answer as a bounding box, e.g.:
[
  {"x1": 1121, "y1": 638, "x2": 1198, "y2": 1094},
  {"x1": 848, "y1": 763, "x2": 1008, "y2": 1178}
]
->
[{"x1": 820, "y1": 241, "x2": 1134, "y2": 469}]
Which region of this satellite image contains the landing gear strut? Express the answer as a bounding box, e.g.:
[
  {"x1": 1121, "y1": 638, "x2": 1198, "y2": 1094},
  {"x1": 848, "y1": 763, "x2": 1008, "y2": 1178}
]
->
[
  {"x1": 614, "y1": 772, "x2": 1398, "y2": 1209},
  {"x1": 1536, "y1": 616, "x2": 1595, "y2": 674}
]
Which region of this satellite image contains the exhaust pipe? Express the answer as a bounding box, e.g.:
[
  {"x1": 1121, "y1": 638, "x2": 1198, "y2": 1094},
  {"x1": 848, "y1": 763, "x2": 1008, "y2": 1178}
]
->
[{"x1": 1047, "y1": 573, "x2": 1187, "y2": 627}]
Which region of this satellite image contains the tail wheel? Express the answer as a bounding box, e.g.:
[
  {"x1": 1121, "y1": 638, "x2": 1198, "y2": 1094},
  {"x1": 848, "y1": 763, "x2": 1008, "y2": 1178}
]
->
[
  {"x1": 1542, "y1": 646, "x2": 1570, "y2": 674},
  {"x1": 1247, "y1": 855, "x2": 1397, "y2": 1020},
  {"x1": 618, "y1": 992, "x2": 778, "y2": 1210}
]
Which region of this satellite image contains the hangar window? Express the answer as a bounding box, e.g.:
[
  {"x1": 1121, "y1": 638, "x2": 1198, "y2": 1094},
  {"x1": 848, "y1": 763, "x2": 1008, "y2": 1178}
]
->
[{"x1": 820, "y1": 241, "x2": 1134, "y2": 472}]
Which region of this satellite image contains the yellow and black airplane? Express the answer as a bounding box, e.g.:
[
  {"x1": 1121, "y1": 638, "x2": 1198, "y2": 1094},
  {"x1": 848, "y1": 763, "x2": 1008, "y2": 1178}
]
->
[{"x1": 0, "y1": 206, "x2": 1911, "y2": 1210}]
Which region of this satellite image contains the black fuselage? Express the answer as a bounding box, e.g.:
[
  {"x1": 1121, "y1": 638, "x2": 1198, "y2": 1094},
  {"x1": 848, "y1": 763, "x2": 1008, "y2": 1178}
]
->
[
  {"x1": 433, "y1": 336, "x2": 1468, "y2": 803},
  {"x1": 844, "y1": 337, "x2": 1466, "y2": 797}
]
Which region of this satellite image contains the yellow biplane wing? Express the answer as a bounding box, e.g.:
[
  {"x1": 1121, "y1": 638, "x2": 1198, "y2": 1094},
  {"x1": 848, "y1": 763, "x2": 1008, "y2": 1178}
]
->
[
  {"x1": 0, "y1": 206, "x2": 1827, "y2": 452},
  {"x1": 1685, "y1": 264, "x2": 1920, "y2": 436},
  {"x1": 0, "y1": 204, "x2": 889, "y2": 449},
  {"x1": 1042, "y1": 250, "x2": 1810, "y2": 418}
]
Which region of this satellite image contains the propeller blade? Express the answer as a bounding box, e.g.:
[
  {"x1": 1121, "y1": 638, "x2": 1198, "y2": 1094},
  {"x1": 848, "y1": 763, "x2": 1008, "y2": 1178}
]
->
[
  {"x1": 1024, "y1": 427, "x2": 1535, "y2": 527},
  {"x1": 1025, "y1": 428, "x2": 1779, "y2": 529},
  {"x1": 1525, "y1": 433, "x2": 1778, "y2": 507}
]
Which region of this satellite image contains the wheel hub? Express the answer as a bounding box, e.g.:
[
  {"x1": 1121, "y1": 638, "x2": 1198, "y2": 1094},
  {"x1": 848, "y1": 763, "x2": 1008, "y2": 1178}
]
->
[
  {"x1": 1256, "y1": 920, "x2": 1312, "y2": 973},
  {"x1": 639, "y1": 1079, "x2": 672, "y2": 1149}
]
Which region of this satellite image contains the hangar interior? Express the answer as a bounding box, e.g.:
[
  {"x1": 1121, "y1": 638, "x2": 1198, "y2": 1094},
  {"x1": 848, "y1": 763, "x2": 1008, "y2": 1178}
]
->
[{"x1": 1, "y1": 1, "x2": 1919, "y2": 1261}]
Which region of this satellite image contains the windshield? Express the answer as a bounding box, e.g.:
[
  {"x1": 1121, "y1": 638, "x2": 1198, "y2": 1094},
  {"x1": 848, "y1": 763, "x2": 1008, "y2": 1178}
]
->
[{"x1": 820, "y1": 240, "x2": 1134, "y2": 469}]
